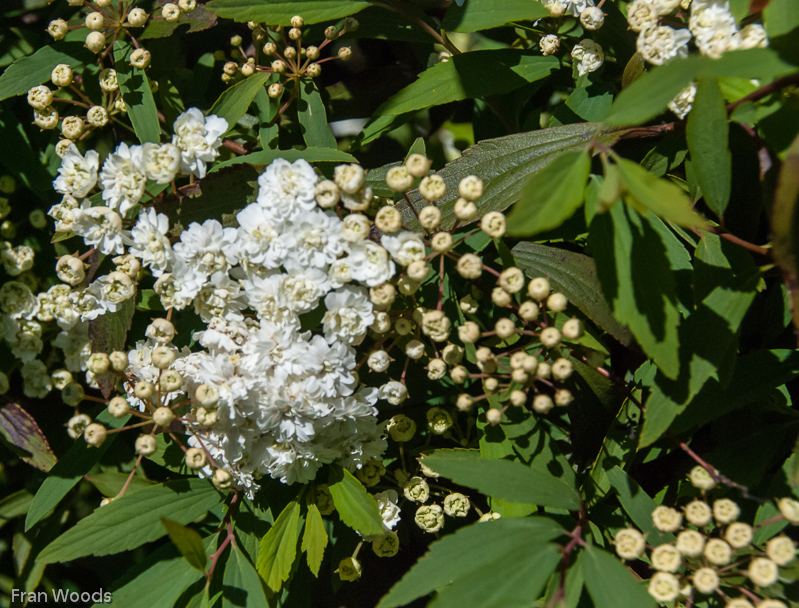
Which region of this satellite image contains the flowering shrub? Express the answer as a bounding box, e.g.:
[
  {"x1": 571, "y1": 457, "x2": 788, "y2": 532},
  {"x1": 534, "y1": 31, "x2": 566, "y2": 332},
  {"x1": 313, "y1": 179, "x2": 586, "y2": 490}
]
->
[{"x1": 0, "y1": 0, "x2": 798, "y2": 607}]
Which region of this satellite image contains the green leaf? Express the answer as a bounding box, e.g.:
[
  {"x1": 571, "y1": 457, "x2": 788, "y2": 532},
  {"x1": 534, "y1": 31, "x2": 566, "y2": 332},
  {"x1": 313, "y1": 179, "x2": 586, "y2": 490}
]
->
[
  {"x1": 764, "y1": 0, "x2": 799, "y2": 39},
  {"x1": 301, "y1": 504, "x2": 328, "y2": 577},
  {"x1": 581, "y1": 546, "x2": 656, "y2": 608},
  {"x1": 140, "y1": 3, "x2": 217, "y2": 38},
  {"x1": 0, "y1": 103, "x2": 55, "y2": 202},
  {"x1": 86, "y1": 472, "x2": 156, "y2": 497},
  {"x1": 37, "y1": 478, "x2": 222, "y2": 563},
  {"x1": 297, "y1": 79, "x2": 337, "y2": 148},
  {"x1": 441, "y1": 0, "x2": 549, "y2": 32},
  {"x1": 421, "y1": 453, "x2": 581, "y2": 510},
  {"x1": 113, "y1": 42, "x2": 161, "y2": 144},
  {"x1": 590, "y1": 205, "x2": 682, "y2": 378},
  {"x1": 211, "y1": 146, "x2": 355, "y2": 173},
  {"x1": 206, "y1": 0, "x2": 369, "y2": 25},
  {"x1": 209, "y1": 73, "x2": 272, "y2": 135},
  {"x1": 616, "y1": 157, "x2": 707, "y2": 228},
  {"x1": 0, "y1": 41, "x2": 93, "y2": 102},
  {"x1": 398, "y1": 122, "x2": 624, "y2": 232},
  {"x1": 378, "y1": 518, "x2": 563, "y2": 608},
  {"x1": 256, "y1": 499, "x2": 301, "y2": 591},
  {"x1": 506, "y1": 149, "x2": 591, "y2": 236},
  {"x1": 772, "y1": 132, "x2": 799, "y2": 339},
  {"x1": 161, "y1": 518, "x2": 207, "y2": 572},
  {"x1": 89, "y1": 295, "x2": 135, "y2": 398},
  {"x1": 0, "y1": 490, "x2": 33, "y2": 522},
  {"x1": 566, "y1": 82, "x2": 614, "y2": 122},
  {"x1": 0, "y1": 403, "x2": 55, "y2": 472},
  {"x1": 511, "y1": 242, "x2": 633, "y2": 345},
  {"x1": 606, "y1": 467, "x2": 674, "y2": 546},
  {"x1": 25, "y1": 410, "x2": 129, "y2": 531},
  {"x1": 327, "y1": 465, "x2": 384, "y2": 536},
  {"x1": 222, "y1": 545, "x2": 268, "y2": 608},
  {"x1": 686, "y1": 78, "x2": 731, "y2": 216},
  {"x1": 376, "y1": 50, "x2": 558, "y2": 117},
  {"x1": 254, "y1": 84, "x2": 279, "y2": 150}
]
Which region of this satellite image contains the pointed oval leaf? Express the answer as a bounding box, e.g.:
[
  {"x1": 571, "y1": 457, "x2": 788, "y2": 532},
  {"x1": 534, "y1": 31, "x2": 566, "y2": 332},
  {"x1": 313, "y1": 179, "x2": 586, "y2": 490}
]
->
[
  {"x1": 0, "y1": 403, "x2": 55, "y2": 472},
  {"x1": 301, "y1": 504, "x2": 328, "y2": 577},
  {"x1": 37, "y1": 478, "x2": 222, "y2": 563},
  {"x1": 161, "y1": 518, "x2": 207, "y2": 572},
  {"x1": 442, "y1": 0, "x2": 549, "y2": 32},
  {"x1": 256, "y1": 499, "x2": 301, "y2": 591},
  {"x1": 209, "y1": 72, "x2": 271, "y2": 135},
  {"x1": 206, "y1": 0, "x2": 369, "y2": 25},
  {"x1": 581, "y1": 546, "x2": 656, "y2": 608},
  {"x1": 0, "y1": 42, "x2": 93, "y2": 102},
  {"x1": 114, "y1": 42, "x2": 161, "y2": 144},
  {"x1": 222, "y1": 546, "x2": 268, "y2": 608},
  {"x1": 772, "y1": 132, "x2": 799, "y2": 340},
  {"x1": 328, "y1": 465, "x2": 385, "y2": 536},
  {"x1": 298, "y1": 79, "x2": 337, "y2": 149}
]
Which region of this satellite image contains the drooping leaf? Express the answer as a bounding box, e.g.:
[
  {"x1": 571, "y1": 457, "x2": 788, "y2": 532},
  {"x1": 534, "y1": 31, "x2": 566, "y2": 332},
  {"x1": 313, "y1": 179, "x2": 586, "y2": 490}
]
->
[
  {"x1": 256, "y1": 499, "x2": 301, "y2": 591},
  {"x1": 763, "y1": 0, "x2": 799, "y2": 39},
  {"x1": 25, "y1": 410, "x2": 130, "y2": 531},
  {"x1": 37, "y1": 478, "x2": 222, "y2": 563},
  {"x1": 206, "y1": 0, "x2": 369, "y2": 25},
  {"x1": 606, "y1": 467, "x2": 674, "y2": 546},
  {"x1": 376, "y1": 50, "x2": 558, "y2": 117},
  {"x1": 421, "y1": 452, "x2": 581, "y2": 510},
  {"x1": 0, "y1": 42, "x2": 93, "y2": 102},
  {"x1": 506, "y1": 149, "x2": 591, "y2": 236},
  {"x1": 581, "y1": 546, "x2": 656, "y2": 608},
  {"x1": 114, "y1": 42, "x2": 161, "y2": 145},
  {"x1": 0, "y1": 403, "x2": 55, "y2": 472},
  {"x1": 301, "y1": 504, "x2": 328, "y2": 577},
  {"x1": 398, "y1": 123, "x2": 624, "y2": 232},
  {"x1": 590, "y1": 205, "x2": 683, "y2": 378},
  {"x1": 686, "y1": 78, "x2": 731, "y2": 216},
  {"x1": 161, "y1": 518, "x2": 207, "y2": 572},
  {"x1": 88, "y1": 296, "x2": 135, "y2": 399},
  {"x1": 222, "y1": 545, "x2": 268, "y2": 608},
  {"x1": 378, "y1": 518, "x2": 564, "y2": 608},
  {"x1": 209, "y1": 73, "x2": 271, "y2": 135},
  {"x1": 327, "y1": 465, "x2": 384, "y2": 537},
  {"x1": 140, "y1": 2, "x2": 218, "y2": 38},
  {"x1": 297, "y1": 79, "x2": 337, "y2": 148},
  {"x1": 772, "y1": 132, "x2": 799, "y2": 342},
  {"x1": 441, "y1": 0, "x2": 549, "y2": 32}
]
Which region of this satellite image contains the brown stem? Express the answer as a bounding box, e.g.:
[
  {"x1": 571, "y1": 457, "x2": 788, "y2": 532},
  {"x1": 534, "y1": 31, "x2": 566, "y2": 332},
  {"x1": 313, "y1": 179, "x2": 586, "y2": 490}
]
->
[
  {"x1": 115, "y1": 453, "x2": 143, "y2": 499},
  {"x1": 693, "y1": 225, "x2": 770, "y2": 257},
  {"x1": 223, "y1": 139, "x2": 247, "y2": 155},
  {"x1": 726, "y1": 73, "x2": 799, "y2": 115}
]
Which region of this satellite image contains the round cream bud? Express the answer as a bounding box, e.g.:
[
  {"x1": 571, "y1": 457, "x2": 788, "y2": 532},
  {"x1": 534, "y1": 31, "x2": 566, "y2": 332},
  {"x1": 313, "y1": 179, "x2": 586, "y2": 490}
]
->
[
  {"x1": 289, "y1": 15, "x2": 304, "y2": 28},
  {"x1": 338, "y1": 557, "x2": 361, "y2": 581},
  {"x1": 134, "y1": 381, "x2": 155, "y2": 400},
  {"x1": 539, "y1": 34, "x2": 560, "y2": 56},
  {"x1": 454, "y1": 197, "x2": 477, "y2": 220},
  {"x1": 162, "y1": 3, "x2": 180, "y2": 21},
  {"x1": 397, "y1": 276, "x2": 420, "y2": 295},
  {"x1": 345, "y1": 16, "x2": 359, "y2": 31},
  {"x1": 185, "y1": 447, "x2": 207, "y2": 469},
  {"x1": 547, "y1": 292, "x2": 568, "y2": 312},
  {"x1": 484, "y1": 377, "x2": 499, "y2": 393},
  {"x1": 651, "y1": 544, "x2": 682, "y2": 573},
  {"x1": 99, "y1": 68, "x2": 118, "y2": 92},
  {"x1": 767, "y1": 535, "x2": 796, "y2": 566},
  {"x1": 56, "y1": 141, "x2": 73, "y2": 159},
  {"x1": 62, "y1": 116, "x2": 85, "y2": 140},
  {"x1": 368, "y1": 350, "x2": 390, "y2": 372},
  {"x1": 458, "y1": 321, "x2": 481, "y2": 344},
  {"x1": 334, "y1": 163, "x2": 365, "y2": 194},
  {"x1": 151, "y1": 345, "x2": 175, "y2": 369},
  {"x1": 684, "y1": 500, "x2": 712, "y2": 526},
  {"x1": 262, "y1": 41, "x2": 277, "y2": 56},
  {"x1": 387, "y1": 414, "x2": 416, "y2": 442},
  {"x1": 160, "y1": 369, "x2": 183, "y2": 393},
  {"x1": 95, "y1": 0, "x2": 112, "y2": 7},
  {"x1": 533, "y1": 394, "x2": 554, "y2": 414},
  {"x1": 404, "y1": 476, "x2": 430, "y2": 503},
  {"x1": 67, "y1": 414, "x2": 91, "y2": 439},
  {"x1": 109, "y1": 351, "x2": 128, "y2": 372},
  {"x1": 510, "y1": 390, "x2": 527, "y2": 407},
  {"x1": 371, "y1": 311, "x2": 391, "y2": 333},
  {"x1": 394, "y1": 317, "x2": 413, "y2": 336},
  {"x1": 135, "y1": 434, "x2": 157, "y2": 456},
  {"x1": 208, "y1": 469, "x2": 233, "y2": 492},
  {"x1": 492, "y1": 287, "x2": 512, "y2": 308},
  {"x1": 288, "y1": 27, "x2": 302, "y2": 41},
  {"x1": 108, "y1": 396, "x2": 130, "y2": 418},
  {"x1": 407, "y1": 260, "x2": 429, "y2": 281},
  {"x1": 85, "y1": 31, "x2": 106, "y2": 53},
  {"x1": 51, "y1": 64, "x2": 74, "y2": 88},
  {"x1": 86, "y1": 105, "x2": 108, "y2": 128},
  {"x1": 652, "y1": 505, "x2": 683, "y2": 532},
  {"x1": 415, "y1": 504, "x2": 444, "y2": 533},
  {"x1": 692, "y1": 567, "x2": 719, "y2": 594},
  {"x1": 778, "y1": 497, "x2": 799, "y2": 523},
  {"x1": 554, "y1": 388, "x2": 573, "y2": 407},
  {"x1": 314, "y1": 180, "x2": 339, "y2": 208},
  {"x1": 725, "y1": 522, "x2": 753, "y2": 549},
  {"x1": 152, "y1": 406, "x2": 174, "y2": 427},
  {"x1": 84, "y1": 423, "x2": 107, "y2": 447},
  {"x1": 419, "y1": 175, "x2": 446, "y2": 202},
  {"x1": 748, "y1": 557, "x2": 779, "y2": 587},
  {"x1": 34, "y1": 106, "x2": 58, "y2": 130},
  {"x1": 114, "y1": 99, "x2": 127, "y2": 113},
  {"x1": 562, "y1": 318, "x2": 583, "y2": 340},
  {"x1": 519, "y1": 300, "x2": 540, "y2": 321},
  {"x1": 511, "y1": 352, "x2": 528, "y2": 369},
  {"x1": 713, "y1": 498, "x2": 740, "y2": 524},
  {"x1": 676, "y1": 529, "x2": 705, "y2": 557},
  {"x1": 580, "y1": 6, "x2": 605, "y2": 30},
  {"x1": 548, "y1": 0, "x2": 566, "y2": 16},
  {"x1": 56, "y1": 255, "x2": 85, "y2": 285},
  {"x1": 62, "y1": 382, "x2": 85, "y2": 406},
  {"x1": 430, "y1": 231, "x2": 453, "y2": 252},
  {"x1": 442, "y1": 344, "x2": 464, "y2": 366},
  {"x1": 266, "y1": 82, "x2": 284, "y2": 99},
  {"x1": 324, "y1": 25, "x2": 338, "y2": 39},
  {"x1": 145, "y1": 318, "x2": 176, "y2": 344},
  {"x1": 130, "y1": 49, "x2": 151, "y2": 70},
  {"x1": 443, "y1": 493, "x2": 470, "y2": 518},
  {"x1": 128, "y1": 8, "x2": 149, "y2": 27},
  {"x1": 614, "y1": 528, "x2": 645, "y2": 560},
  {"x1": 406, "y1": 153, "x2": 432, "y2": 178},
  {"x1": 495, "y1": 318, "x2": 516, "y2": 340},
  {"x1": 223, "y1": 61, "x2": 238, "y2": 76},
  {"x1": 528, "y1": 277, "x2": 550, "y2": 300},
  {"x1": 450, "y1": 365, "x2": 468, "y2": 383},
  {"x1": 486, "y1": 408, "x2": 503, "y2": 426},
  {"x1": 511, "y1": 368, "x2": 529, "y2": 384},
  {"x1": 179, "y1": 0, "x2": 196, "y2": 11},
  {"x1": 498, "y1": 267, "x2": 525, "y2": 294},
  {"x1": 85, "y1": 12, "x2": 106, "y2": 31},
  {"x1": 427, "y1": 358, "x2": 447, "y2": 380},
  {"x1": 51, "y1": 370, "x2": 74, "y2": 391},
  {"x1": 456, "y1": 394, "x2": 473, "y2": 411},
  {"x1": 458, "y1": 175, "x2": 483, "y2": 201},
  {"x1": 418, "y1": 205, "x2": 441, "y2": 230},
  {"x1": 460, "y1": 294, "x2": 478, "y2": 314},
  {"x1": 648, "y1": 572, "x2": 680, "y2": 603},
  {"x1": 306, "y1": 63, "x2": 321, "y2": 78},
  {"x1": 48, "y1": 19, "x2": 68, "y2": 40},
  {"x1": 87, "y1": 352, "x2": 110, "y2": 375},
  {"x1": 551, "y1": 358, "x2": 573, "y2": 380},
  {"x1": 375, "y1": 205, "x2": 402, "y2": 233},
  {"x1": 522, "y1": 355, "x2": 539, "y2": 374},
  {"x1": 456, "y1": 253, "x2": 482, "y2": 279},
  {"x1": 306, "y1": 45, "x2": 320, "y2": 60},
  {"x1": 703, "y1": 538, "x2": 732, "y2": 565},
  {"x1": 481, "y1": 211, "x2": 506, "y2": 238},
  {"x1": 27, "y1": 85, "x2": 53, "y2": 110},
  {"x1": 758, "y1": 601, "x2": 788, "y2": 608},
  {"x1": 337, "y1": 47, "x2": 352, "y2": 61},
  {"x1": 540, "y1": 327, "x2": 561, "y2": 349},
  {"x1": 688, "y1": 465, "x2": 717, "y2": 490}
]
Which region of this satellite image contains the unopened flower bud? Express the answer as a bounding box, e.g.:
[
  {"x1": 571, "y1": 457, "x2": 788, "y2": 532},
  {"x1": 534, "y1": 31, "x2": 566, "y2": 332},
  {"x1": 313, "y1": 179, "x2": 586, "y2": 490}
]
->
[
  {"x1": 407, "y1": 260, "x2": 429, "y2": 281},
  {"x1": 540, "y1": 327, "x2": 561, "y2": 349},
  {"x1": 151, "y1": 345, "x2": 175, "y2": 369},
  {"x1": 128, "y1": 8, "x2": 148, "y2": 27},
  {"x1": 108, "y1": 396, "x2": 130, "y2": 418},
  {"x1": 85, "y1": 31, "x2": 106, "y2": 53},
  {"x1": 406, "y1": 153, "x2": 431, "y2": 178},
  {"x1": 62, "y1": 116, "x2": 85, "y2": 140},
  {"x1": 185, "y1": 447, "x2": 207, "y2": 469},
  {"x1": 419, "y1": 175, "x2": 446, "y2": 202},
  {"x1": 431, "y1": 231, "x2": 453, "y2": 252},
  {"x1": 213, "y1": 468, "x2": 234, "y2": 490},
  {"x1": 387, "y1": 414, "x2": 416, "y2": 442},
  {"x1": 48, "y1": 19, "x2": 68, "y2": 40},
  {"x1": 415, "y1": 504, "x2": 444, "y2": 532},
  {"x1": 62, "y1": 382, "x2": 85, "y2": 406},
  {"x1": 289, "y1": 27, "x2": 302, "y2": 40},
  {"x1": 519, "y1": 301, "x2": 540, "y2": 321},
  {"x1": 160, "y1": 369, "x2": 183, "y2": 393},
  {"x1": 492, "y1": 287, "x2": 512, "y2": 308},
  {"x1": 554, "y1": 388, "x2": 573, "y2": 407},
  {"x1": 580, "y1": 7, "x2": 604, "y2": 30},
  {"x1": 456, "y1": 393, "x2": 473, "y2": 411},
  {"x1": 454, "y1": 197, "x2": 477, "y2": 221},
  {"x1": 267, "y1": 82, "x2": 284, "y2": 99},
  {"x1": 511, "y1": 368, "x2": 529, "y2": 384},
  {"x1": 108, "y1": 350, "x2": 127, "y2": 372},
  {"x1": 533, "y1": 394, "x2": 554, "y2": 413},
  {"x1": 152, "y1": 406, "x2": 175, "y2": 427},
  {"x1": 337, "y1": 47, "x2": 352, "y2": 61},
  {"x1": 510, "y1": 390, "x2": 527, "y2": 406},
  {"x1": 450, "y1": 365, "x2": 468, "y2": 383},
  {"x1": 135, "y1": 434, "x2": 157, "y2": 455},
  {"x1": 134, "y1": 381, "x2": 155, "y2": 400},
  {"x1": 481, "y1": 211, "x2": 506, "y2": 238},
  {"x1": 495, "y1": 318, "x2": 516, "y2": 340},
  {"x1": 27, "y1": 85, "x2": 53, "y2": 110},
  {"x1": 458, "y1": 321, "x2": 481, "y2": 344},
  {"x1": 87, "y1": 352, "x2": 110, "y2": 375},
  {"x1": 427, "y1": 407, "x2": 453, "y2": 434},
  {"x1": 562, "y1": 318, "x2": 583, "y2": 339},
  {"x1": 56, "y1": 255, "x2": 85, "y2": 285},
  {"x1": 85, "y1": 12, "x2": 105, "y2": 31},
  {"x1": 404, "y1": 476, "x2": 430, "y2": 503},
  {"x1": 527, "y1": 277, "x2": 550, "y2": 301},
  {"x1": 486, "y1": 408, "x2": 502, "y2": 425},
  {"x1": 51, "y1": 64, "x2": 74, "y2": 88},
  {"x1": 162, "y1": 3, "x2": 180, "y2": 21},
  {"x1": 84, "y1": 422, "x2": 107, "y2": 447},
  {"x1": 540, "y1": 34, "x2": 560, "y2": 56},
  {"x1": 547, "y1": 292, "x2": 568, "y2": 312},
  {"x1": 456, "y1": 253, "x2": 482, "y2": 279},
  {"x1": 130, "y1": 48, "x2": 151, "y2": 69},
  {"x1": 375, "y1": 205, "x2": 402, "y2": 233},
  {"x1": 397, "y1": 276, "x2": 420, "y2": 295},
  {"x1": 551, "y1": 358, "x2": 573, "y2": 380},
  {"x1": 324, "y1": 25, "x2": 338, "y2": 39}
]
